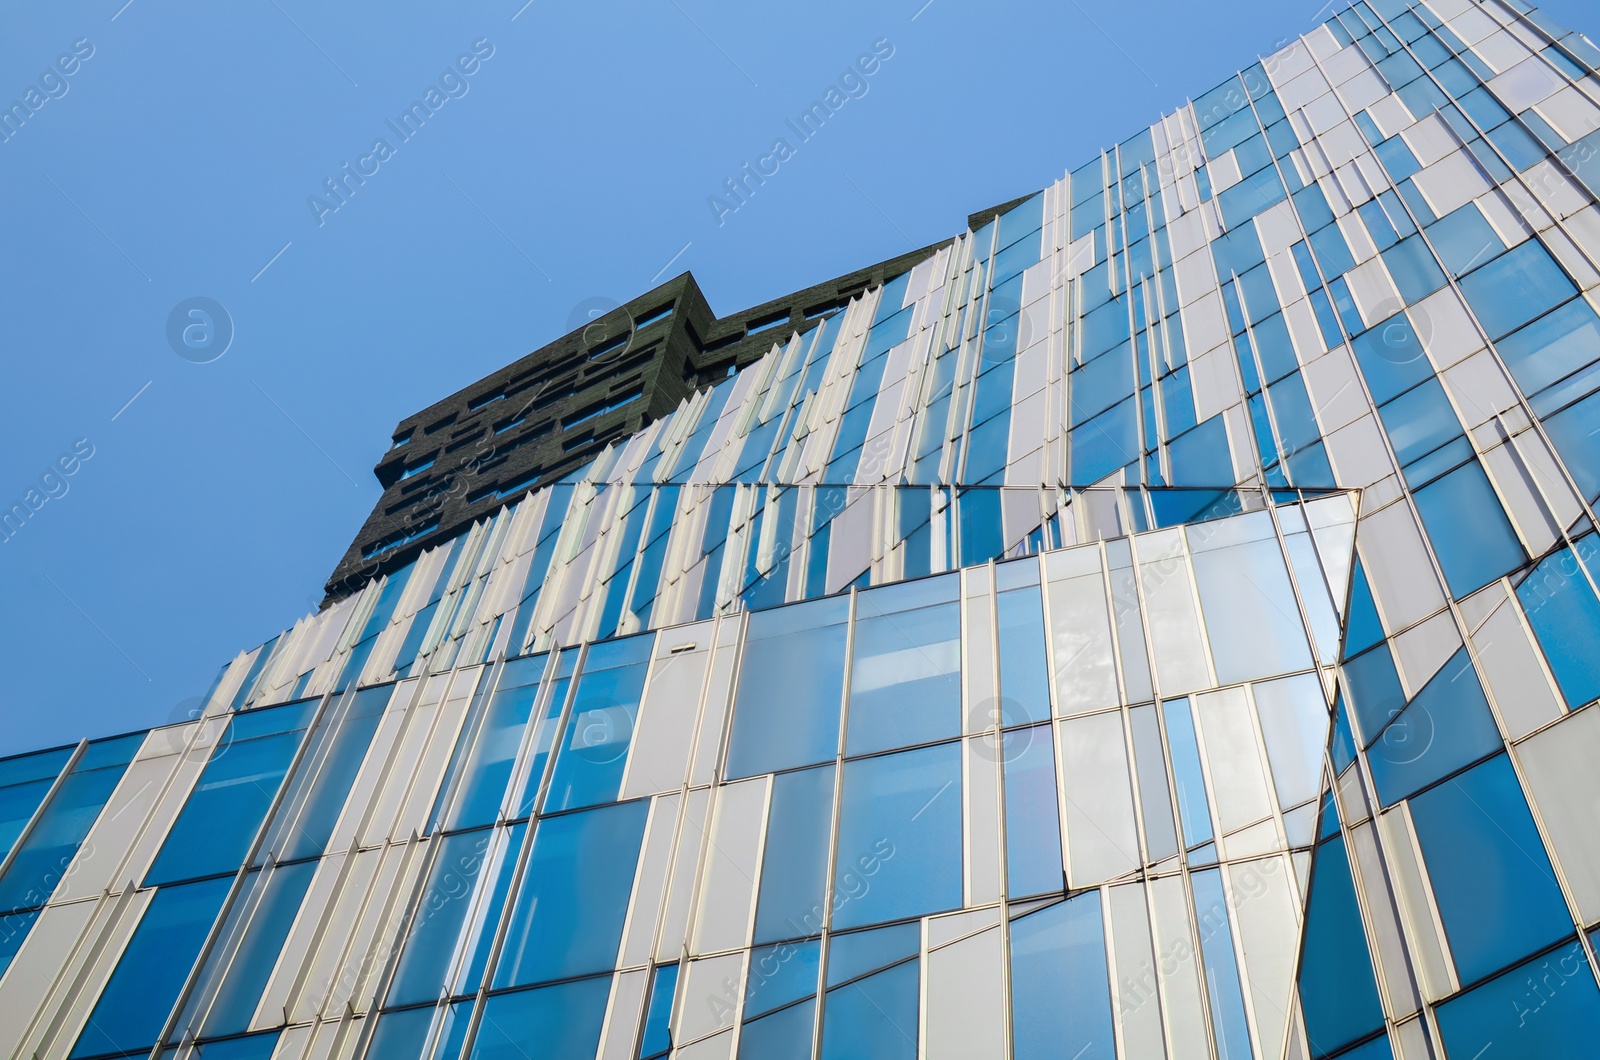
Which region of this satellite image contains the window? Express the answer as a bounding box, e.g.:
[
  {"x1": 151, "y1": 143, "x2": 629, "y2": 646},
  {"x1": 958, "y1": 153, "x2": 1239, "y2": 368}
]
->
[
  {"x1": 1436, "y1": 940, "x2": 1600, "y2": 1059},
  {"x1": 266, "y1": 685, "x2": 390, "y2": 862},
  {"x1": 145, "y1": 700, "x2": 317, "y2": 886},
  {"x1": 1366, "y1": 648, "x2": 1502, "y2": 807},
  {"x1": 996, "y1": 577, "x2": 1051, "y2": 726},
  {"x1": 832, "y1": 743, "x2": 961, "y2": 930},
  {"x1": 1518, "y1": 538, "x2": 1600, "y2": 709},
  {"x1": 1003, "y1": 726, "x2": 1063, "y2": 898},
  {"x1": 1009, "y1": 893, "x2": 1115, "y2": 1060},
  {"x1": 846, "y1": 576, "x2": 960, "y2": 756},
  {"x1": 726, "y1": 597, "x2": 849, "y2": 779},
  {"x1": 1297, "y1": 836, "x2": 1383, "y2": 1057},
  {"x1": 753, "y1": 765, "x2": 836, "y2": 944},
  {"x1": 437, "y1": 656, "x2": 546, "y2": 831},
  {"x1": 1412, "y1": 461, "x2": 1527, "y2": 598},
  {"x1": 0, "y1": 734, "x2": 140, "y2": 914},
  {"x1": 1410, "y1": 754, "x2": 1573, "y2": 983},
  {"x1": 493, "y1": 800, "x2": 647, "y2": 987},
  {"x1": 469, "y1": 976, "x2": 610, "y2": 1060},
  {"x1": 1188, "y1": 510, "x2": 1313, "y2": 684},
  {"x1": 544, "y1": 636, "x2": 652, "y2": 811},
  {"x1": 1459, "y1": 239, "x2": 1577, "y2": 339},
  {"x1": 70, "y1": 876, "x2": 233, "y2": 1058},
  {"x1": 198, "y1": 861, "x2": 317, "y2": 1037}
]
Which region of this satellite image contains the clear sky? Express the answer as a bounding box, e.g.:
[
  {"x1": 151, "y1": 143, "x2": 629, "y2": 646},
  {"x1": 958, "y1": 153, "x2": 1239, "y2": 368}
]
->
[{"x1": 1, "y1": 0, "x2": 1594, "y2": 755}]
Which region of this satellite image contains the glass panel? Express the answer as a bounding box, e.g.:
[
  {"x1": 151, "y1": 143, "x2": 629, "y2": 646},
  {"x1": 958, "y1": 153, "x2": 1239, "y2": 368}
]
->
[
  {"x1": 493, "y1": 800, "x2": 648, "y2": 987},
  {"x1": 1191, "y1": 869, "x2": 1253, "y2": 1060},
  {"x1": 440, "y1": 655, "x2": 545, "y2": 831},
  {"x1": 1367, "y1": 648, "x2": 1502, "y2": 807},
  {"x1": 0, "y1": 748, "x2": 73, "y2": 863},
  {"x1": 469, "y1": 976, "x2": 610, "y2": 1060},
  {"x1": 738, "y1": 997, "x2": 815, "y2": 1060},
  {"x1": 832, "y1": 743, "x2": 961, "y2": 930},
  {"x1": 1518, "y1": 538, "x2": 1600, "y2": 709},
  {"x1": 200, "y1": 861, "x2": 317, "y2": 1037},
  {"x1": 639, "y1": 962, "x2": 679, "y2": 1059},
  {"x1": 726, "y1": 598, "x2": 850, "y2": 779},
  {"x1": 1009, "y1": 893, "x2": 1116, "y2": 1060},
  {"x1": 753, "y1": 765, "x2": 836, "y2": 944},
  {"x1": 0, "y1": 754, "x2": 133, "y2": 913},
  {"x1": 1163, "y1": 698, "x2": 1214, "y2": 849},
  {"x1": 70, "y1": 876, "x2": 233, "y2": 1058},
  {"x1": 1188, "y1": 512, "x2": 1312, "y2": 684},
  {"x1": 1497, "y1": 298, "x2": 1600, "y2": 397},
  {"x1": 1297, "y1": 837, "x2": 1383, "y2": 1057},
  {"x1": 271, "y1": 685, "x2": 390, "y2": 861},
  {"x1": 0, "y1": 909, "x2": 39, "y2": 979},
  {"x1": 1003, "y1": 726, "x2": 1063, "y2": 898},
  {"x1": 818, "y1": 958, "x2": 918, "y2": 1060},
  {"x1": 545, "y1": 638, "x2": 652, "y2": 811},
  {"x1": 1436, "y1": 939, "x2": 1600, "y2": 1058},
  {"x1": 846, "y1": 578, "x2": 961, "y2": 756},
  {"x1": 996, "y1": 586, "x2": 1051, "y2": 725},
  {"x1": 387, "y1": 829, "x2": 494, "y2": 1007},
  {"x1": 1412, "y1": 461, "x2": 1527, "y2": 598},
  {"x1": 826, "y1": 923, "x2": 920, "y2": 987},
  {"x1": 1459, "y1": 239, "x2": 1577, "y2": 339},
  {"x1": 145, "y1": 702, "x2": 316, "y2": 886},
  {"x1": 745, "y1": 939, "x2": 821, "y2": 1019},
  {"x1": 1409, "y1": 754, "x2": 1572, "y2": 983}
]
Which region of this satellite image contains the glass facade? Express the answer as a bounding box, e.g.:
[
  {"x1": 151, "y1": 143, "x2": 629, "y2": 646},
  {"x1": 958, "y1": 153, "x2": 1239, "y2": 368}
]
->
[{"x1": 6, "y1": 1, "x2": 1600, "y2": 1057}]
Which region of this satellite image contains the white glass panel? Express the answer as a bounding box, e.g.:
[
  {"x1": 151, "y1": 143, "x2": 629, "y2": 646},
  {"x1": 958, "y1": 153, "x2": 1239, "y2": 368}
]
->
[{"x1": 1059, "y1": 713, "x2": 1140, "y2": 886}]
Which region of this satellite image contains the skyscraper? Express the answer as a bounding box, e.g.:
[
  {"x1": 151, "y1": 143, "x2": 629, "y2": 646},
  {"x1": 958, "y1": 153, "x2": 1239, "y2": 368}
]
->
[{"x1": 6, "y1": 0, "x2": 1600, "y2": 1057}]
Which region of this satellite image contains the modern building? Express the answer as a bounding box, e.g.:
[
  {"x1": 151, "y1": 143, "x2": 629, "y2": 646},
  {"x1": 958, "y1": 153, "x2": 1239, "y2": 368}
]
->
[{"x1": 6, "y1": 0, "x2": 1600, "y2": 1057}]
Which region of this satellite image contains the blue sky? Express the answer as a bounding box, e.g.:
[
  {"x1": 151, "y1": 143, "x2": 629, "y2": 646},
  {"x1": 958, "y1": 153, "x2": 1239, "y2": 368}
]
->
[{"x1": 1, "y1": 0, "x2": 1593, "y2": 754}]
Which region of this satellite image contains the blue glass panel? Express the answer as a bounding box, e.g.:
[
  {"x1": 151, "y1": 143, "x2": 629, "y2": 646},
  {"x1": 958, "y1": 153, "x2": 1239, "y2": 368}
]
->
[
  {"x1": 1004, "y1": 725, "x2": 1064, "y2": 898},
  {"x1": 1382, "y1": 236, "x2": 1447, "y2": 302},
  {"x1": 1498, "y1": 298, "x2": 1600, "y2": 397},
  {"x1": 439, "y1": 657, "x2": 545, "y2": 830},
  {"x1": 1368, "y1": 647, "x2": 1503, "y2": 807},
  {"x1": 494, "y1": 800, "x2": 648, "y2": 987},
  {"x1": 0, "y1": 909, "x2": 39, "y2": 979},
  {"x1": 146, "y1": 705, "x2": 314, "y2": 886},
  {"x1": 1412, "y1": 461, "x2": 1526, "y2": 597},
  {"x1": 387, "y1": 829, "x2": 495, "y2": 1007},
  {"x1": 1163, "y1": 698, "x2": 1215, "y2": 848},
  {"x1": 832, "y1": 743, "x2": 961, "y2": 930},
  {"x1": 726, "y1": 597, "x2": 849, "y2": 779},
  {"x1": 1009, "y1": 893, "x2": 1115, "y2": 1060},
  {"x1": 459, "y1": 822, "x2": 527, "y2": 994},
  {"x1": 745, "y1": 939, "x2": 821, "y2": 1019},
  {"x1": 1192, "y1": 869, "x2": 1254, "y2": 1060},
  {"x1": 70, "y1": 876, "x2": 233, "y2": 1058},
  {"x1": 754, "y1": 765, "x2": 835, "y2": 943},
  {"x1": 1518, "y1": 540, "x2": 1600, "y2": 708},
  {"x1": 958, "y1": 487, "x2": 1004, "y2": 568},
  {"x1": 1070, "y1": 345, "x2": 1135, "y2": 423},
  {"x1": 0, "y1": 758, "x2": 129, "y2": 914},
  {"x1": 847, "y1": 591, "x2": 960, "y2": 756},
  {"x1": 1426, "y1": 203, "x2": 1504, "y2": 276},
  {"x1": 1437, "y1": 938, "x2": 1600, "y2": 1057},
  {"x1": 1344, "y1": 643, "x2": 1405, "y2": 747},
  {"x1": 1460, "y1": 240, "x2": 1578, "y2": 339},
  {"x1": 1169, "y1": 416, "x2": 1234, "y2": 485},
  {"x1": 272, "y1": 685, "x2": 389, "y2": 861},
  {"x1": 1351, "y1": 312, "x2": 1433, "y2": 403},
  {"x1": 545, "y1": 640, "x2": 651, "y2": 811},
  {"x1": 997, "y1": 586, "x2": 1051, "y2": 725},
  {"x1": 193, "y1": 1033, "x2": 280, "y2": 1059},
  {"x1": 200, "y1": 861, "x2": 316, "y2": 1037},
  {"x1": 738, "y1": 997, "x2": 815, "y2": 1060},
  {"x1": 1343, "y1": 560, "x2": 1384, "y2": 658},
  {"x1": 638, "y1": 962, "x2": 679, "y2": 1059},
  {"x1": 1543, "y1": 386, "x2": 1600, "y2": 502},
  {"x1": 1070, "y1": 397, "x2": 1139, "y2": 485},
  {"x1": 1378, "y1": 378, "x2": 1460, "y2": 466},
  {"x1": 470, "y1": 977, "x2": 609, "y2": 1060},
  {"x1": 819, "y1": 959, "x2": 918, "y2": 1060},
  {"x1": 1298, "y1": 838, "x2": 1384, "y2": 1057},
  {"x1": 826, "y1": 923, "x2": 920, "y2": 987},
  {"x1": 1410, "y1": 754, "x2": 1572, "y2": 983}
]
